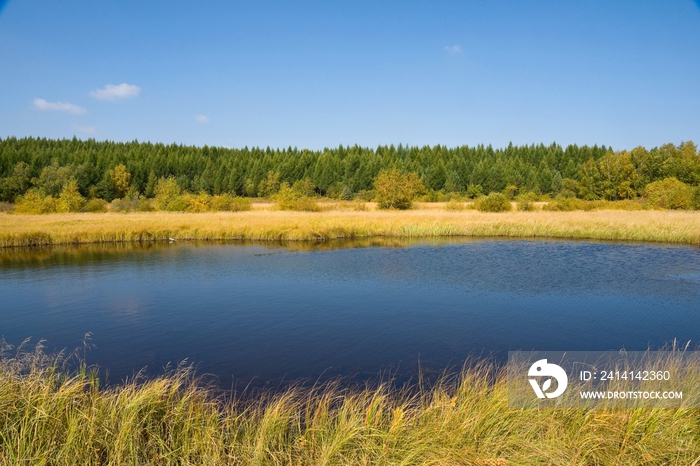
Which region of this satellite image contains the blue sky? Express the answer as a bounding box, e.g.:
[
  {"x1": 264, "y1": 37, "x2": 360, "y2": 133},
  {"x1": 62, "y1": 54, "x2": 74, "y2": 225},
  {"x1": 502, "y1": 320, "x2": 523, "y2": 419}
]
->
[{"x1": 1, "y1": 1, "x2": 698, "y2": 150}]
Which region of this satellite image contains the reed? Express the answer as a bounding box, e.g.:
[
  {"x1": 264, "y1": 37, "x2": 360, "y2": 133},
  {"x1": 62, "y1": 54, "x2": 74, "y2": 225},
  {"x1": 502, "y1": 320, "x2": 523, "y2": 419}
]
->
[
  {"x1": 1, "y1": 209, "x2": 699, "y2": 248},
  {"x1": 1, "y1": 344, "x2": 699, "y2": 465}
]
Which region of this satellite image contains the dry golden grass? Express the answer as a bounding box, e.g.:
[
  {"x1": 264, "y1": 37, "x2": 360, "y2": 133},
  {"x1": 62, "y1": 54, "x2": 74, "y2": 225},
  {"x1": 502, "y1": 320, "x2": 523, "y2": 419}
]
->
[
  {"x1": 2, "y1": 345, "x2": 700, "y2": 465},
  {"x1": 1, "y1": 209, "x2": 699, "y2": 247}
]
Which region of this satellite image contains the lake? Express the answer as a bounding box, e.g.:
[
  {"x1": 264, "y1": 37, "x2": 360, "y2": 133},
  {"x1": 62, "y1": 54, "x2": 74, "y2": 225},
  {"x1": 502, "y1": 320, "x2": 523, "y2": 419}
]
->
[{"x1": 1, "y1": 239, "x2": 699, "y2": 388}]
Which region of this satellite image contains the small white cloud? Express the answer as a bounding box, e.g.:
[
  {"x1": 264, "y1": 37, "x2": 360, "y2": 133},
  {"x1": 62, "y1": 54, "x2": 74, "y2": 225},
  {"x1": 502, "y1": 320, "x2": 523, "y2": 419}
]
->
[
  {"x1": 73, "y1": 124, "x2": 97, "y2": 135},
  {"x1": 445, "y1": 45, "x2": 461, "y2": 53},
  {"x1": 195, "y1": 114, "x2": 210, "y2": 124},
  {"x1": 90, "y1": 83, "x2": 141, "y2": 101},
  {"x1": 33, "y1": 98, "x2": 87, "y2": 115}
]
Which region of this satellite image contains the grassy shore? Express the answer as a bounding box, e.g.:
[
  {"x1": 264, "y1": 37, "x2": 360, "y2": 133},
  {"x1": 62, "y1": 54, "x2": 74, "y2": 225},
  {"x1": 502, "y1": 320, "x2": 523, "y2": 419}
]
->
[
  {"x1": 1, "y1": 208, "x2": 699, "y2": 248},
  {"x1": 2, "y1": 346, "x2": 699, "y2": 465}
]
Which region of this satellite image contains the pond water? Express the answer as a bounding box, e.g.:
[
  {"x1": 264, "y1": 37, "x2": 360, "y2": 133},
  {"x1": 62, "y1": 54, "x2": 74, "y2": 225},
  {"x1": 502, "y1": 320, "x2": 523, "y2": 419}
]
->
[{"x1": 1, "y1": 239, "x2": 699, "y2": 388}]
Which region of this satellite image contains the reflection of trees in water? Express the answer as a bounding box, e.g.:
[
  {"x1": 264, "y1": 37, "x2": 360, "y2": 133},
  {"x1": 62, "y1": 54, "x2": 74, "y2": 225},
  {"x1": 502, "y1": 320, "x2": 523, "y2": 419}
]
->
[
  {"x1": 0, "y1": 242, "x2": 164, "y2": 269},
  {"x1": 2, "y1": 239, "x2": 699, "y2": 300},
  {"x1": 0, "y1": 238, "x2": 472, "y2": 268}
]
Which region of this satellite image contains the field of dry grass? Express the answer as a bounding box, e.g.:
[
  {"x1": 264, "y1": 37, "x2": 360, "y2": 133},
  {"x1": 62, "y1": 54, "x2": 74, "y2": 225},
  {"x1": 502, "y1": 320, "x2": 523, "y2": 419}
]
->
[{"x1": 1, "y1": 208, "x2": 699, "y2": 247}]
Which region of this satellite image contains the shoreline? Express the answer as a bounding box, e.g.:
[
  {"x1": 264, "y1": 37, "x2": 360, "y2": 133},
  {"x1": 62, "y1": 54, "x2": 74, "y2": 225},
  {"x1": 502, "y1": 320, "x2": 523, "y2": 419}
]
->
[{"x1": 1, "y1": 209, "x2": 699, "y2": 248}]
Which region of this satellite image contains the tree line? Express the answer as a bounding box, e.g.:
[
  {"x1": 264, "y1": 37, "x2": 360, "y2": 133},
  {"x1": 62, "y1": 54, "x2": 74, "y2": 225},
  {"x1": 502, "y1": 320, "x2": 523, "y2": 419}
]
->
[{"x1": 0, "y1": 137, "x2": 698, "y2": 203}]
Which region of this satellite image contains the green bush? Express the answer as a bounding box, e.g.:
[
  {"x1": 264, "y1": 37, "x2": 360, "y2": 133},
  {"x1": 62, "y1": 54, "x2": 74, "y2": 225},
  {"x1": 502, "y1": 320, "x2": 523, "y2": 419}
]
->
[
  {"x1": 109, "y1": 198, "x2": 135, "y2": 213},
  {"x1": 644, "y1": 177, "x2": 695, "y2": 210},
  {"x1": 517, "y1": 199, "x2": 535, "y2": 211},
  {"x1": 419, "y1": 190, "x2": 441, "y2": 202},
  {"x1": 417, "y1": 190, "x2": 453, "y2": 202},
  {"x1": 210, "y1": 194, "x2": 232, "y2": 211},
  {"x1": 466, "y1": 184, "x2": 483, "y2": 199},
  {"x1": 374, "y1": 169, "x2": 425, "y2": 210},
  {"x1": 475, "y1": 193, "x2": 511, "y2": 212},
  {"x1": 559, "y1": 178, "x2": 582, "y2": 198},
  {"x1": 257, "y1": 171, "x2": 281, "y2": 198},
  {"x1": 229, "y1": 197, "x2": 252, "y2": 212},
  {"x1": 137, "y1": 196, "x2": 155, "y2": 212},
  {"x1": 165, "y1": 196, "x2": 188, "y2": 212},
  {"x1": 693, "y1": 187, "x2": 700, "y2": 210},
  {"x1": 445, "y1": 199, "x2": 467, "y2": 211},
  {"x1": 185, "y1": 193, "x2": 211, "y2": 213},
  {"x1": 518, "y1": 192, "x2": 539, "y2": 202},
  {"x1": 291, "y1": 196, "x2": 321, "y2": 211},
  {"x1": 108, "y1": 164, "x2": 131, "y2": 199},
  {"x1": 503, "y1": 185, "x2": 518, "y2": 200},
  {"x1": 541, "y1": 198, "x2": 649, "y2": 212},
  {"x1": 83, "y1": 198, "x2": 108, "y2": 213},
  {"x1": 211, "y1": 194, "x2": 252, "y2": 212},
  {"x1": 292, "y1": 178, "x2": 316, "y2": 197},
  {"x1": 275, "y1": 184, "x2": 320, "y2": 211},
  {"x1": 56, "y1": 180, "x2": 85, "y2": 213},
  {"x1": 516, "y1": 192, "x2": 538, "y2": 211},
  {"x1": 278, "y1": 196, "x2": 320, "y2": 212},
  {"x1": 542, "y1": 197, "x2": 590, "y2": 211},
  {"x1": 275, "y1": 183, "x2": 298, "y2": 210},
  {"x1": 154, "y1": 177, "x2": 181, "y2": 210},
  {"x1": 15, "y1": 190, "x2": 57, "y2": 214}
]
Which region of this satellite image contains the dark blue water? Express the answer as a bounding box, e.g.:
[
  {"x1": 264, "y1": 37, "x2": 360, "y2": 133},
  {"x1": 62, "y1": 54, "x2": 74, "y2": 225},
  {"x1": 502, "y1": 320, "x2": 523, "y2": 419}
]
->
[{"x1": 1, "y1": 239, "x2": 699, "y2": 387}]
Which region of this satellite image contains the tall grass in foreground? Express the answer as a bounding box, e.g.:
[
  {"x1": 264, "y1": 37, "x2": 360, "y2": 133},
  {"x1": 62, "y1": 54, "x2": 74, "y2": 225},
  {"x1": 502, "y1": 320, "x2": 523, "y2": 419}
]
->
[{"x1": 2, "y1": 343, "x2": 700, "y2": 465}]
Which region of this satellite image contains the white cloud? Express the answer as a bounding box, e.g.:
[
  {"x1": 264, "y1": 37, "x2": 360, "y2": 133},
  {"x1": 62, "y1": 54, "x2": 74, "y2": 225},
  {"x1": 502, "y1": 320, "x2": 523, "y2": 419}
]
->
[
  {"x1": 195, "y1": 114, "x2": 210, "y2": 124},
  {"x1": 90, "y1": 83, "x2": 141, "y2": 101},
  {"x1": 73, "y1": 124, "x2": 97, "y2": 135},
  {"x1": 445, "y1": 45, "x2": 461, "y2": 53},
  {"x1": 33, "y1": 98, "x2": 87, "y2": 115}
]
